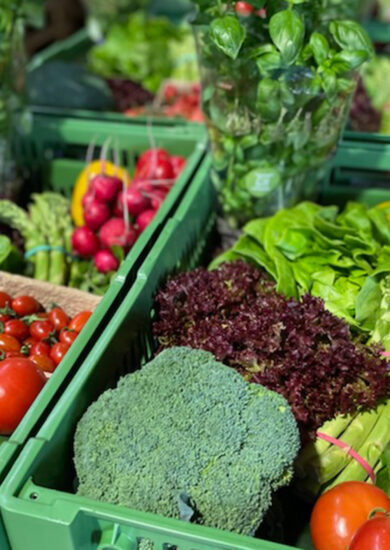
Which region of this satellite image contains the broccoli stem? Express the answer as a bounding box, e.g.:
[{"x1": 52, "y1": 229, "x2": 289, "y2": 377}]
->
[{"x1": 326, "y1": 400, "x2": 390, "y2": 489}]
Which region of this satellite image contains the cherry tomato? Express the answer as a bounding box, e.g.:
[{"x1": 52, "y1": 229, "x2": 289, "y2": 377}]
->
[
  {"x1": 0, "y1": 292, "x2": 12, "y2": 309},
  {"x1": 350, "y1": 515, "x2": 390, "y2": 549},
  {"x1": 310, "y1": 482, "x2": 390, "y2": 550},
  {"x1": 50, "y1": 342, "x2": 69, "y2": 365},
  {"x1": 30, "y1": 320, "x2": 54, "y2": 341},
  {"x1": 4, "y1": 351, "x2": 23, "y2": 359},
  {"x1": 59, "y1": 329, "x2": 77, "y2": 346},
  {"x1": 235, "y1": 1, "x2": 254, "y2": 15},
  {"x1": 30, "y1": 341, "x2": 51, "y2": 357},
  {"x1": 30, "y1": 354, "x2": 56, "y2": 373},
  {"x1": 68, "y1": 311, "x2": 92, "y2": 333},
  {"x1": 22, "y1": 336, "x2": 39, "y2": 352},
  {"x1": 0, "y1": 357, "x2": 46, "y2": 434},
  {"x1": 48, "y1": 308, "x2": 69, "y2": 332},
  {"x1": 4, "y1": 319, "x2": 29, "y2": 341},
  {"x1": 0, "y1": 314, "x2": 10, "y2": 324},
  {"x1": 0, "y1": 334, "x2": 21, "y2": 353},
  {"x1": 11, "y1": 296, "x2": 41, "y2": 316}
]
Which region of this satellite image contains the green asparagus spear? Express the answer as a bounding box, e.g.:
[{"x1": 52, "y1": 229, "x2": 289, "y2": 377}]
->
[
  {"x1": 28, "y1": 202, "x2": 49, "y2": 280},
  {"x1": 311, "y1": 407, "x2": 382, "y2": 484},
  {"x1": 326, "y1": 400, "x2": 390, "y2": 489},
  {"x1": 295, "y1": 413, "x2": 356, "y2": 478}
]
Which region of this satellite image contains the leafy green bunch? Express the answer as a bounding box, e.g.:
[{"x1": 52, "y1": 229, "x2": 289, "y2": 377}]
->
[{"x1": 192, "y1": 0, "x2": 373, "y2": 227}]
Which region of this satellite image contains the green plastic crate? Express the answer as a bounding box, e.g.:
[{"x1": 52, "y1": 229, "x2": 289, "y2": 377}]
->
[
  {"x1": 0, "y1": 115, "x2": 207, "y2": 547},
  {"x1": 363, "y1": 19, "x2": 390, "y2": 44},
  {"x1": 27, "y1": 26, "x2": 204, "y2": 130},
  {"x1": 3, "y1": 152, "x2": 390, "y2": 549}
]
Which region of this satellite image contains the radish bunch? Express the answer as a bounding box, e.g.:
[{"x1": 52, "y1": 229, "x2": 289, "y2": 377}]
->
[{"x1": 72, "y1": 148, "x2": 186, "y2": 274}]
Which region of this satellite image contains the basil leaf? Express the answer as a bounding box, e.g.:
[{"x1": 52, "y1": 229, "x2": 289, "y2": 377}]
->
[
  {"x1": 309, "y1": 32, "x2": 329, "y2": 66},
  {"x1": 257, "y1": 78, "x2": 282, "y2": 121},
  {"x1": 209, "y1": 16, "x2": 246, "y2": 60},
  {"x1": 321, "y1": 68, "x2": 337, "y2": 95},
  {"x1": 269, "y1": 10, "x2": 304, "y2": 65},
  {"x1": 329, "y1": 21, "x2": 374, "y2": 57},
  {"x1": 256, "y1": 51, "x2": 282, "y2": 75},
  {"x1": 242, "y1": 166, "x2": 281, "y2": 199},
  {"x1": 330, "y1": 50, "x2": 369, "y2": 73}
]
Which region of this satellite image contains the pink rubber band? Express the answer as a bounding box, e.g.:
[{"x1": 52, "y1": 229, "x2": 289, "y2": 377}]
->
[
  {"x1": 381, "y1": 351, "x2": 390, "y2": 358},
  {"x1": 316, "y1": 431, "x2": 376, "y2": 484}
]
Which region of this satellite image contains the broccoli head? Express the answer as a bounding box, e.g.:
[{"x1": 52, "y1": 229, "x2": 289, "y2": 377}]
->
[{"x1": 74, "y1": 347, "x2": 300, "y2": 535}]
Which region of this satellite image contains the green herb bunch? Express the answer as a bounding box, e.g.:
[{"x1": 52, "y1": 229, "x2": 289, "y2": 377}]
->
[{"x1": 192, "y1": 0, "x2": 373, "y2": 227}]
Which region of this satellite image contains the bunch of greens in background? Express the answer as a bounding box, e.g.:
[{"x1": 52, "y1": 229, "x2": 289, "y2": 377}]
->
[
  {"x1": 82, "y1": 0, "x2": 148, "y2": 37},
  {"x1": 0, "y1": 235, "x2": 23, "y2": 273},
  {"x1": 358, "y1": 56, "x2": 390, "y2": 134},
  {"x1": 192, "y1": 0, "x2": 373, "y2": 227},
  {"x1": 212, "y1": 201, "x2": 390, "y2": 349},
  {"x1": 88, "y1": 12, "x2": 185, "y2": 93}
]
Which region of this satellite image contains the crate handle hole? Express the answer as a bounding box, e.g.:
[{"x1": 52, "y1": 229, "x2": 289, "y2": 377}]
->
[{"x1": 29, "y1": 492, "x2": 39, "y2": 500}]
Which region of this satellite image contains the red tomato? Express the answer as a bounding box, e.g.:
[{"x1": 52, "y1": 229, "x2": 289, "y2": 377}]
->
[
  {"x1": 0, "y1": 358, "x2": 46, "y2": 434},
  {"x1": 30, "y1": 341, "x2": 51, "y2": 356},
  {"x1": 310, "y1": 482, "x2": 390, "y2": 550},
  {"x1": 11, "y1": 296, "x2": 41, "y2": 316},
  {"x1": 68, "y1": 311, "x2": 92, "y2": 333},
  {"x1": 350, "y1": 516, "x2": 390, "y2": 550},
  {"x1": 29, "y1": 321, "x2": 54, "y2": 341},
  {"x1": 235, "y1": 1, "x2": 254, "y2": 15},
  {"x1": 0, "y1": 334, "x2": 21, "y2": 353},
  {"x1": 22, "y1": 336, "x2": 39, "y2": 352},
  {"x1": 30, "y1": 354, "x2": 56, "y2": 373},
  {"x1": 4, "y1": 319, "x2": 29, "y2": 341},
  {"x1": 4, "y1": 351, "x2": 23, "y2": 358},
  {"x1": 50, "y1": 342, "x2": 69, "y2": 365},
  {"x1": 59, "y1": 329, "x2": 77, "y2": 346},
  {"x1": 48, "y1": 308, "x2": 69, "y2": 332},
  {"x1": 0, "y1": 314, "x2": 10, "y2": 324},
  {"x1": 0, "y1": 292, "x2": 12, "y2": 309}
]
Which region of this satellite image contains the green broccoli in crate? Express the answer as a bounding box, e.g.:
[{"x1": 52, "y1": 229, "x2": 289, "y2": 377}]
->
[{"x1": 74, "y1": 347, "x2": 300, "y2": 536}]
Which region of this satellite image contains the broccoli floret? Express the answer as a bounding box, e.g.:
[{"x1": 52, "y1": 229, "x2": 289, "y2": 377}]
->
[{"x1": 74, "y1": 347, "x2": 300, "y2": 535}]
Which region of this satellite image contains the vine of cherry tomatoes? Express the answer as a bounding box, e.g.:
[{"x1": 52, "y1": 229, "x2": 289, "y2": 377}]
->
[{"x1": 0, "y1": 291, "x2": 92, "y2": 374}]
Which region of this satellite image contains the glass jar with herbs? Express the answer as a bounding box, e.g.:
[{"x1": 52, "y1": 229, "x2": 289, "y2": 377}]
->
[{"x1": 192, "y1": 1, "x2": 373, "y2": 227}]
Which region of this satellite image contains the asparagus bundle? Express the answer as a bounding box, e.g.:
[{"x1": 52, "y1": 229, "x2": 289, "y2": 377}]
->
[
  {"x1": 0, "y1": 193, "x2": 73, "y2": 285},
  {"x1": 296, "y1": 400, "x2": 390, "y2": 497}
]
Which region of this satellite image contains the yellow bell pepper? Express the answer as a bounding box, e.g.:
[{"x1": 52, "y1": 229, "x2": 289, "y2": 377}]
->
[{"x1": 72, "y1": 160, "x2": 131, "y2": 226}]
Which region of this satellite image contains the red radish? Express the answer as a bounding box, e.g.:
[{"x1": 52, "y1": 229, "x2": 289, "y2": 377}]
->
[
  {"x1": 90, "y1": 174, "x2": 122, "y2": 203},
  {"x1": 82, "y1": 189, "x2": 95, "y2": 210},
  {"x1": 136, "y1": 148, "x2": 170, "y2": 171},
  {"x1": 147, "y1": 189, "x2": 167, "y2": 210},
  {"x1": 135, "y1": 157, "x2": 174, "y2": 181},
  {"x1": 137, "y1": 209, "x2": 156, "y2": 232},
  {"x1": 72, "y1": 226, "x2": 100, "y2": 258},
  {"x1": 84, "y1": 200, "x2": 111, "y2": 231},
  {"x1": 164, "y1": 84, "x2": 178, "y2": 102},
  {"x1": 124, "y1": 186, "x2": 151, "y2": 216},
  {"x1": 99, "y1": 218, "x2": 137, "y2": 250},
  {"x1": 170, "y1": 156, "x2": 186, "y2": 178},
  {"x1": 113, "y1": 191, "x2": 124, "y2": 217},
  {"x1": 94, "y1": 250, "x2": 119, "y2": 273}
]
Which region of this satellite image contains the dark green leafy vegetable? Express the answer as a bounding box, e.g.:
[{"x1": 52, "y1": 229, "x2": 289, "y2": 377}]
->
[
  {"x1": 0, "y1": 235, "x2": 23, "y2": 273},
  {"x1": 192, "y1": 1, "x2": 373, "y2": 226}
]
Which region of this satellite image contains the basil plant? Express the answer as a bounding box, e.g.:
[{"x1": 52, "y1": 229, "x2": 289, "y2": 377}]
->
[{"x1": 192, "y1": 0, "x2": 374, "y2": 227}]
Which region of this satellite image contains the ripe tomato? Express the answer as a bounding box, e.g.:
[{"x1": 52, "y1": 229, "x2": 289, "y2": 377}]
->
[
  {"x1": 4, "y1": 319, "x2": 29, "y2": 341},
  {"x1": 3, "y1": 351, "x2": 23, "y2": 359},
  {"x1": 22, "y1": 336, "x2": 39, "y2": 352},
  {"x1": 68, "y1": 311, "x2": 92, "y2": 333},
  {"x1": 0, "y1": 314, "x2": 10, "y2": 324},
  {"x1": 235, "y1": 1, "x2": 254, "y2": 15},
  {"x1": 0, "y1": 357, "x2": 46, "y2": 434},
  {"x1": 50, "y1": 342, "x2": 69, "y2": 365},
  {"x1": 0, "y1": 334, "x2": 21, "y2": 353},
  {"x1": 11, "y1": 295, "x2": 41, "y2": 316},
  {"x1": 30, "y1": 320, "x2": 54, "y2": 341},
  {"x1": 349, "y1": 516, "x2": 390, "y2": 549},
  {"x1": 310, "y1": 482, "x2": 390, "y2": 550},
  {"x1": 30, "y1": 341, "x2": 51, "y2": 356},
  {"x1": 0, "y1": 292, "x2": 12, "y2": 309},
  {"x1": 48, "y1": 308, "x2": 69, "y2": 332},
  {"x1": 30, "y1": 354, "x2": 56, "y2": 373},
  {"x1": 59, "y1": 329, "x2": 77, "y2": 346}
]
